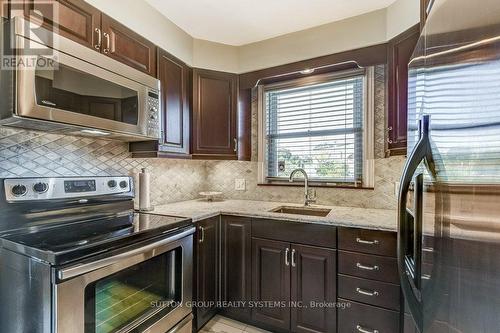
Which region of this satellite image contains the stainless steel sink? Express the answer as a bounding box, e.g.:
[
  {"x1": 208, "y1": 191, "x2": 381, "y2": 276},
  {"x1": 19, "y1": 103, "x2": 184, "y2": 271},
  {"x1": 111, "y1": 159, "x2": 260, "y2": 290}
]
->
[{"x1": 269, "y1": 206, "x2": 331, "y2": 217}]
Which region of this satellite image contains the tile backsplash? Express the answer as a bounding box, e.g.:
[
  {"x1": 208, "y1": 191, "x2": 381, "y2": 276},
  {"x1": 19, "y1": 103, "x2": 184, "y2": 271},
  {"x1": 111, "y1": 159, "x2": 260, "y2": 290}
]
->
[{"x1": 0, "y1": 65, "x2": 406, "y2": 210}]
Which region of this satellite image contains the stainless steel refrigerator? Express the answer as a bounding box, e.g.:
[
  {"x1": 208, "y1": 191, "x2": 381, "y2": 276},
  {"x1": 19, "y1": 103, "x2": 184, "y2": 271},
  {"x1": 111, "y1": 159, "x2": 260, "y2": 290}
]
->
[{"x1": 398, "y1": 0, "x2": 500, "y2": 332}]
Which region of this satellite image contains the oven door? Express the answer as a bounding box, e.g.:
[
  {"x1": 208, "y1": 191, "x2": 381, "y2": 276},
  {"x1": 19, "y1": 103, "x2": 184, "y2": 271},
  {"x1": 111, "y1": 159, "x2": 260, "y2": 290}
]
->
[
  {"x1": 12, "y1": 18, "x2": 160, "y2": 140},
  {"x1": 55, "y1": 227, "x2": 194, "y2": 333}
]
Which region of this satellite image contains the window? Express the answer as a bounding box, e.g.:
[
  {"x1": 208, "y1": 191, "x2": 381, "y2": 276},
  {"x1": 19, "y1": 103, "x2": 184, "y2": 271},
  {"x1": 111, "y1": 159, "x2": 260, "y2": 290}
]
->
[{"x1": 258, "y1": 68, "x2": 374, "y2": 187}]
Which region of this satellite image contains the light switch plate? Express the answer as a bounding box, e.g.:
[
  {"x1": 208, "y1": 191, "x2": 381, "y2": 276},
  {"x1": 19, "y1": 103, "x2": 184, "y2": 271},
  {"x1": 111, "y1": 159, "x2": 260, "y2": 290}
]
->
[{"x1": 235, "y1": 179, "x2": 246, "y2": 191}]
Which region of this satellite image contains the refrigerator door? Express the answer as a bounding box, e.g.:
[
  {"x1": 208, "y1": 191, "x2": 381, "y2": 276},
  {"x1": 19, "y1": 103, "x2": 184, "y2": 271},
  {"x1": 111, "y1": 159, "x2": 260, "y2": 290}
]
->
[{"x1": 400, "y1": 0, "x2": 500, "y2": 332}]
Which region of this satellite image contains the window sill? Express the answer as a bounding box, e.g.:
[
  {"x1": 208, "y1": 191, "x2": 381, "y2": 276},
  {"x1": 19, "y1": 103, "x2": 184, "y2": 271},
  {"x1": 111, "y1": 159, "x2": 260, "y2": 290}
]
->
[{"x1": 258, "y1": 182, "x2": 374, "y2": 190}]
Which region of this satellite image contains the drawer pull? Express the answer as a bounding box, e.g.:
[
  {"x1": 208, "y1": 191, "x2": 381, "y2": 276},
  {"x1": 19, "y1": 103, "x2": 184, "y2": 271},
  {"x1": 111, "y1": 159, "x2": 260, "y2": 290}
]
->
[
  {"x1": 356, "y1": 324, "x2": 379, "y2": 333},
  {"x1": 356, "y1": 262, "x2": 380, "y2": 271},
  {"x1": 356, "y1": 237, "x2": 379, "y2": 245},
  {"x1": 356, "y1": 287, "x2": 379, "y2": 297},
  {"x1": 285, "y1": 247, "x2": 290, "y2": 266}
]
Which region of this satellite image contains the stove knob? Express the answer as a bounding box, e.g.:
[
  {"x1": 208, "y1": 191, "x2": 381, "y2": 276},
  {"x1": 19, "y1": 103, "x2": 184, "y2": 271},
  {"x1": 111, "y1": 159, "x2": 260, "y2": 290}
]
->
[
  {"x1": 11, "y1": 184, "x2": 27, "y2": 197},
  {"x1": 33, "y1": 182, "x2": 48, "y2": 193},
  {"x1": 107, "y1": 180, "x2": 117, "y2": 188},
  {"x1": 119, "y1": 180, "x2": 128, "y2": 189}
]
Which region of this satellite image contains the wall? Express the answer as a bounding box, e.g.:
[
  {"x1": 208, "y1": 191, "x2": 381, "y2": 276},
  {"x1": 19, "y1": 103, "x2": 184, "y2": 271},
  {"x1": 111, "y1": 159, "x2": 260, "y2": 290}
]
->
[
  {"x1": 385, "y1": 0, "x2": 420, "y2": 39},
  {"x1": 237, "y1": 9, "x2": 388, "y2": 73},
  {"x1": 84, "y1": 0, "x2": 419, "y2": 73}
]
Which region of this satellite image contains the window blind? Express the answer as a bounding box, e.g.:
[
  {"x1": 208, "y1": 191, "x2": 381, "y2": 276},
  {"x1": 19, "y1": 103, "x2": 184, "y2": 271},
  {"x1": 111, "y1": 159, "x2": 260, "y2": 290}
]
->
[
  {"x1": 265, "y1": 74, "x2": 364, "y2": 184},
  {"x1": 407, "y1": 60, "x2": 500, "y2": 184}
]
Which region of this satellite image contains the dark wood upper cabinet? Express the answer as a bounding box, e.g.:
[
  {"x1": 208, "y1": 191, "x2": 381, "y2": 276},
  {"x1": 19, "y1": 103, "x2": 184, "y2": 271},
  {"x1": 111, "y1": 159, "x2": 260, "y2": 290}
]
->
[
  {"x1": 22, "y1": 0, "x2": 100, "y2": 49},
  {"x1": 252, "y1": 237, "x2": 291, "y2": 331},
  {"x1": 192, "y1": 68, "x2": 238, "y2": 159},
  {"x1": 158, "y1": 48, "x2": 190, "y2": 155},
  {"x1": 291, "y1": 244, "x2": 336, "y2": 333},
  {"x1": 386, "y1": 24, "x2": 420, "y2": 156},
  {"x1": 195, "y1": 217, "x2": 220, "y2": 330},
  {"x1": 101, "y1": 14, "x2": 156, "y2": 77},
  {"x1": 220, "y1": 216, "x2": 252, "y2": 322}
]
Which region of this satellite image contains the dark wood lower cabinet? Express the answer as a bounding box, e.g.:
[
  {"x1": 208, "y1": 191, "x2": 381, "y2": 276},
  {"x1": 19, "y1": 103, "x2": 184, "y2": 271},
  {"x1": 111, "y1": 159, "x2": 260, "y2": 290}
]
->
[
  {"x1": 195, "y1": 217, "x2": 220, "y2": 330},
  {"x1": 251, "y1": 237, "x2": 291, "y2": 331},
  {"x1": 220, "y1": 216, "x2": 252, "y2": 321},
  {"x1": 291, "y1": 244, "x2": 336, "y2": 333}
]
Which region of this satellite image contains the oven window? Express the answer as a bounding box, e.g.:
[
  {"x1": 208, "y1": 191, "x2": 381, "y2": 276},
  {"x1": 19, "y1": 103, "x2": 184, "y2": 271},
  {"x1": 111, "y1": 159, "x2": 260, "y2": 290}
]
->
[
  {"x1": 35, "y1": 59, "x2": 139, "y2": 125},
  {"x1": 84, "y1": 248, "x2": 182, "y2": 333}
]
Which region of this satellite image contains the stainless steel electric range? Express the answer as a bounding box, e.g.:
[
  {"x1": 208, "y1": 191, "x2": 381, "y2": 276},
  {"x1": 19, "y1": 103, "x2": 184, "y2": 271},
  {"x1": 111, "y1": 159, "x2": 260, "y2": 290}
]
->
[{"x1": 0, "y1": 176, "x2": 194, "y2": 333}]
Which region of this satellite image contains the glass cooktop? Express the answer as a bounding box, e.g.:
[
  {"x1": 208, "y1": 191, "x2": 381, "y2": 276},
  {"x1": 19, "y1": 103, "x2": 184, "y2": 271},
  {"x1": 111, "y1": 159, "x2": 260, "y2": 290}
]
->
[{"x1": 0, "y1": 212, "x2": 192, "y2": 265}]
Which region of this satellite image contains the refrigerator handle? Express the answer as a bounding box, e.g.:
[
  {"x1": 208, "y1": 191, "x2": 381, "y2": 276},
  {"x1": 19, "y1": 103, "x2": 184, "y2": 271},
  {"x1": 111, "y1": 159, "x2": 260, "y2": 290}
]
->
[{"x1": 397, "y1": 115, "x2": 430, "y2": 332}]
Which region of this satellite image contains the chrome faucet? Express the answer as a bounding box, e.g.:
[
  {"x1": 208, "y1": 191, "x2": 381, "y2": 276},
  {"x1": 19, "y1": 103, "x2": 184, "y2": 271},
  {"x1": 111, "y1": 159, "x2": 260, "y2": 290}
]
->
[{"x1": 289, "y1": 168, "x2": 316, "y2": 206}]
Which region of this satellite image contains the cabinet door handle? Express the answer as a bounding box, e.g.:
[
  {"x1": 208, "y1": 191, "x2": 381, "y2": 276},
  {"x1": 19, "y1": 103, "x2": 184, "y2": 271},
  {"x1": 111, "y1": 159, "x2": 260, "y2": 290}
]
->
[
  {"x1": 356, "y1": 262, "x2": 379, "y2": 271},
  {"x1": 291, "y1": 249, "x2": 296, "y2": 267},
  {"x1": 103, "y1": 32, "x2": 111, "y2": 54},
  {"x1": 356, "y1": 287, "x2": 379, "y2": 297},
  {"x1": 233, "y1": 138, "x2": 238, "y2": 152},
  {"x1": 198, "y1": 226, "x2": 204, "y2": 243},
  {"x1": 94, "y1": 28, "x2": 102, "y2": 50},
  {"x1": 285, "y1": 248, "x2": 290, "y2": 266},
  {"x1": 356, "y1": 237, "x2": 379, "y2": 245},
  {"x1": 356, "y1": 324, "x2": 379, "y2": 333}
]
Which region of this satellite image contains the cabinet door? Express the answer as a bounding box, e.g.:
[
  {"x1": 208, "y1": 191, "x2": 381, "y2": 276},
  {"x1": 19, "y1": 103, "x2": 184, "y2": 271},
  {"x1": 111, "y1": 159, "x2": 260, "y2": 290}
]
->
[
  {"x1": 221, "y1": 216, "x2": 251, "y2": 321},
  {"x1": 22, "y1": 0, "x2": 100, "y2": 49},
  {"x1": 158, "y1": 48, "x2": 190, "y2": 155},
  {"x1": 387, "y1": 24, "x2": 420, "y2": 156},
  {"x1": 291, "y1": 244, "x2": 336, "y2": 333},
  {"x1": 192, "y1": 68, "x2": 238, "y2": 159},
  {"x1": 195, "y1": 217, "x2": 220, "y2": 330},
  {"x1": 101, "y1": 14, "x2": 156, "y2": 76},
  {"x1": 252, "y1": 237, "x2": 291, "y2": 331}
]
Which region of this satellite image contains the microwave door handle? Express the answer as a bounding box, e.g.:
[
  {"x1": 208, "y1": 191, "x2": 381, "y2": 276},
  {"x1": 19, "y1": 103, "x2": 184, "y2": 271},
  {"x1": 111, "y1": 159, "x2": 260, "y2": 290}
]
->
[{"x1": 397, "y1": 115, "x2": 430, "y2": 332}]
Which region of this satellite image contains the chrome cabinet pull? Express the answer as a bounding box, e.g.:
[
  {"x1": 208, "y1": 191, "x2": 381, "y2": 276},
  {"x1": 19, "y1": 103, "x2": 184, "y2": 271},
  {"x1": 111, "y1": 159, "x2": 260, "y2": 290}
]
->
[
  {"x1": 356, "y1": 324, "x2": 379, "y2": 333},
  {"x1": 356, "y1": 237, "x2": 379, "y2": 245},
  {"x1": 291, "y1": 249, "x2": 296, "y2": 267},
  {"x1": 356, "y1": 262, "x2": 379, "y2": 271},
  {"x1": 103, "y1": 32, "x2": 111, "y2": 54},
  {"x1": 233, "y1": 138, "x2": 238, "y2": 152},
  {"x1": 198, "y1": 226, "x2": 205, "y2": 243},
  {"x1": 356, "y1": 287, "x2": 379, "y2": 297},
  {"x1": 94, "y1": 28, "x2": 102, "y2": 50},
  {"x1": 285, "y1": 248, "x2": 290, "y2": 266}
]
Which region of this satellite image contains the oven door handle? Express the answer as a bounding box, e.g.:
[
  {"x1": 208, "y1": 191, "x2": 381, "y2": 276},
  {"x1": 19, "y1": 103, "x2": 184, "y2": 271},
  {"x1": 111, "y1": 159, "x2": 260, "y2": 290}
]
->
[{"x1": 57, "y1": 226, "x2": 195, "y2": 281}]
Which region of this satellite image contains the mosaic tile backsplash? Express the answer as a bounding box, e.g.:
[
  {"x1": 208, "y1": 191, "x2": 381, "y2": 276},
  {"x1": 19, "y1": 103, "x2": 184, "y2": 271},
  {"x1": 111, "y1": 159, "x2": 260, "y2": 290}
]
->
[{"x1": 0, "y1": 65, "x2": 406, "y2": 210}]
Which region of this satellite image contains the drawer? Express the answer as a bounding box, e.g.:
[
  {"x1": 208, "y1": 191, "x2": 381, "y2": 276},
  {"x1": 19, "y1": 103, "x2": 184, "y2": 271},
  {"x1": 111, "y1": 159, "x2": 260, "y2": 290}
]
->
[
  {"x1": 338, "y1": 299, "x2": 400, "y2": 333},
  {"x1": 338, "y1": 274, "x2": 400, "y2": 311},
  {"x1": 338, "y1": 228, "x2": 396, "y2": 257},
  {"x1": 252, "y1": 218, "x2": 336, "y2": 248},
  {"x1": 338, "y1": 250, "x2": 399, "y2": 284}
]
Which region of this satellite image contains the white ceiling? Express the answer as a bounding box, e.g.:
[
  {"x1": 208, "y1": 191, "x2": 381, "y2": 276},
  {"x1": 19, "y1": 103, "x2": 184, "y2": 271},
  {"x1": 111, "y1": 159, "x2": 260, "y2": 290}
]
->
[{"x1": 145, "y1": 0, "x2": 397, "y2": 46}]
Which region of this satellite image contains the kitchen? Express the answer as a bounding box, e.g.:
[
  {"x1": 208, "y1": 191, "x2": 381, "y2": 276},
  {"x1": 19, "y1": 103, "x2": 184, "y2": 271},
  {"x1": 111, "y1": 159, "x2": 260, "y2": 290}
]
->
[{"x1": 0, "y1": 0, "x2": 499, "y2": 332}]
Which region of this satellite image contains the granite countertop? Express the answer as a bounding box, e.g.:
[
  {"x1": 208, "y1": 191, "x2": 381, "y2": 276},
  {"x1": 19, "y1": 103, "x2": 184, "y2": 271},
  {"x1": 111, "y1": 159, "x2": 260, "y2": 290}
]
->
[{"x1": 152, "y1": 199, "x2": 397, "y2": 232}]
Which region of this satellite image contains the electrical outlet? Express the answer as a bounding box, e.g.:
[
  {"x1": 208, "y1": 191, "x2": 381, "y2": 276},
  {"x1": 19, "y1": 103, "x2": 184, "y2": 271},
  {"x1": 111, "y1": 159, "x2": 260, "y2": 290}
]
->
[{"x1": 235, "y1": 179, "x2": 246, "y2": 191}]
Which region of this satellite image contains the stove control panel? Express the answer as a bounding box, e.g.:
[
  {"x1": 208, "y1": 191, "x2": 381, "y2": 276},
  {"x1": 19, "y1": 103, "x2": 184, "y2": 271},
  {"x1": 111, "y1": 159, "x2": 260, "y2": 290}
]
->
[{"x1": 4, "y1": 176, "x2": 133, "y2": 202}]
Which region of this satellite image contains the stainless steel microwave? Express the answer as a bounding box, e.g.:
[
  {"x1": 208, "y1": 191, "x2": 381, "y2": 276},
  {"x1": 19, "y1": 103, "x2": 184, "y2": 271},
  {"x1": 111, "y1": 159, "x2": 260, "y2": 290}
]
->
[{"x1": 0, "y1": 17, "x2": 161, "y2": 141}]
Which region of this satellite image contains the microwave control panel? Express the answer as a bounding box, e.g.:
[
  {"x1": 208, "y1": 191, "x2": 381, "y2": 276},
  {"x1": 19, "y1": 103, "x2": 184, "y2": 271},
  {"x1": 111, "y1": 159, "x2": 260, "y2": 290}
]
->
[{"x1": 147, "y1": 90, "x2": 161, "y2": 139}]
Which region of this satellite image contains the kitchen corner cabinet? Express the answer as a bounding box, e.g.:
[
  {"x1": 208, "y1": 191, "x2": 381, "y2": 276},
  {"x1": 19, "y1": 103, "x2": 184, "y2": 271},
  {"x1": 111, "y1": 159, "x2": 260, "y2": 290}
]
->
[
  {"x1": 220, "y1": 216, "x2": 252, "y2": 322},
  {"x1": 195, "y1": 216, "x2": 220, "y2": 330},
  {"x1": 20, "y1": 0, "x2": 156, "y2": 76},
  {"x1": 386, "y1": 24, "x2": 420, "y2": 156},
  {"x1": 192, "y1": 68, "x2": 238, "y2": 160}
]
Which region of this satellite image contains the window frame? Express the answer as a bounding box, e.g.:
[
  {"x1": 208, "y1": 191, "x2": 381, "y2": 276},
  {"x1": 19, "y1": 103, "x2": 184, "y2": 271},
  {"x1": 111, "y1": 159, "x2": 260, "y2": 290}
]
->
[{"x1": 257, "y1": 67, "x2": 375, "y2": 188}]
